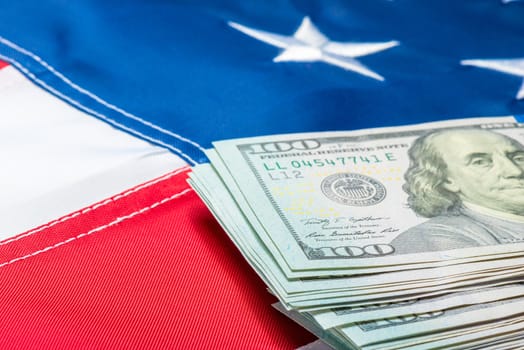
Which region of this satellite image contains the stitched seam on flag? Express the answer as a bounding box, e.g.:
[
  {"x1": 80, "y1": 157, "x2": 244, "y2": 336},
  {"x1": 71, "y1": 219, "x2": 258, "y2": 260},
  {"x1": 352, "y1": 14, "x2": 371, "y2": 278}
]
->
[
  {"x1": 0, "y1": 188, "x2": 193, "y2": 269},
  {"x1": 0, "y1": 166, "x2": 191, "y2": 246},
  {"x1": 0, "y1": 37, "x2": 206, "y2": 154},
  {"x1": 0, "y1": 54, "x2": 198, "y2": 165}
]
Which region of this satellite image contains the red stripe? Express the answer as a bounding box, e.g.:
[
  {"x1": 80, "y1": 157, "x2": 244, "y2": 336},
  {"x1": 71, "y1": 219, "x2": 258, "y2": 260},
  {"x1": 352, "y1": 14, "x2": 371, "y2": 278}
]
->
[
  {"x1": 0, "y1": 168, "x2": 314, "y2": 349},
  {"x1": 0, "y1": 60, "x2": 8, "y2": 69}
]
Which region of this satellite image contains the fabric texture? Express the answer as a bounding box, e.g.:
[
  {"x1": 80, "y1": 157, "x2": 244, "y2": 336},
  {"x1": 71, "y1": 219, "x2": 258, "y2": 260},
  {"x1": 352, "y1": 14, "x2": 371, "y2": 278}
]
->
[
  {"x1": 0, "y1": 1, "x2": 523, "y2": 163},
  {"x1": 0, "y1": 63, "x2": 183, "y2": 237},
  {"x1": 0, "y1": 168, "x2": 314, "y2": 348}
]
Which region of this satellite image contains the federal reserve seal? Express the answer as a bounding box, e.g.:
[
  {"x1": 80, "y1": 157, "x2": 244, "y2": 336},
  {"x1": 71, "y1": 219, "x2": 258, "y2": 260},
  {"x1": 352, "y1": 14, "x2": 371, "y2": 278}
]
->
[{"x1": 321, "y1": 173, "x2": 386, "y2": 206}]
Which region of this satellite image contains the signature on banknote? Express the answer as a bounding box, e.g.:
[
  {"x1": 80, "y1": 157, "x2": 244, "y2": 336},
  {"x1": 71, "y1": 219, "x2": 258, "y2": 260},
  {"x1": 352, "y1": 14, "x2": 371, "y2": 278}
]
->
[{"x1": 302, "y1": 217, "x2": 399, "y2": 242}]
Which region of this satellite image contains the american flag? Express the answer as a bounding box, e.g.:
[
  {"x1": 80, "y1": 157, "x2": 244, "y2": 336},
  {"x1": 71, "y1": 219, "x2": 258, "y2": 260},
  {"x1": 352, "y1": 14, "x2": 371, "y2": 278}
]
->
[{"x1": 0, "y1": 0, "x2": 522, "y2": 348}]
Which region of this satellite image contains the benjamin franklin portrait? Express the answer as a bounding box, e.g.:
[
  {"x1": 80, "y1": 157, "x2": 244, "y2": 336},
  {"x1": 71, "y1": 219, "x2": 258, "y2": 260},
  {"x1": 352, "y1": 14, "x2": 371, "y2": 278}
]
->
[{"x1": 391, "y1": 128, "x2": 524, "y2": 254}]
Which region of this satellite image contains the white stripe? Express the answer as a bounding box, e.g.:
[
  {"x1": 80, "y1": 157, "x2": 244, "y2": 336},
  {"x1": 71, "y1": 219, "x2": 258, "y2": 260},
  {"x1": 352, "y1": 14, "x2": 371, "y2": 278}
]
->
[
  {"x1": 0, "y1": 166, "x2": 189, "y2": 245},
  {"x1": 0, "y1": 36, "x2": 206, "y2": 154},
  {"x1": 0, "y1": 66, "x2": 187, "y2": 238},
  {"x1": 0, "y1": 54, "x2": 198, "y2": 165}
]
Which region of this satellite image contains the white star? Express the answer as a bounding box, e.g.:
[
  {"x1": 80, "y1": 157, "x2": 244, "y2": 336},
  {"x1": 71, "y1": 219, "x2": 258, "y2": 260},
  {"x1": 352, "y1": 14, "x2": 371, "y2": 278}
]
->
[
  {"x1": 228, "y1": 16, "x2": 399, "y2": 81},
  {"x1": 461, "y1": 58, "x2": 524, "y2": 99}
]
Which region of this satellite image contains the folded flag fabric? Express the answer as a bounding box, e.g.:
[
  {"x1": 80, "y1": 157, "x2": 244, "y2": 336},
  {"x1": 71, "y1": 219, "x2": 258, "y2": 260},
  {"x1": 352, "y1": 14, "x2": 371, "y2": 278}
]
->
[
  {"x1": 0, "y1": 165, "x2": 313, "y2": 348},
  {"x1": 0, "y1": 0, "x2": 523, "y2": 348},
  {"x1": 1, "y1": 0, "x2": 523, "y2": 162}
]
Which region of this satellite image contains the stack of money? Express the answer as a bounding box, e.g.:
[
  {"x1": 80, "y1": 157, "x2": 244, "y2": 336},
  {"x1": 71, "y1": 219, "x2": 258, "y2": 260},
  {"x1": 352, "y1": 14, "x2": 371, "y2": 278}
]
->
[{"x1": 188, "y1": 116, "x2": 524, "y2": 349}]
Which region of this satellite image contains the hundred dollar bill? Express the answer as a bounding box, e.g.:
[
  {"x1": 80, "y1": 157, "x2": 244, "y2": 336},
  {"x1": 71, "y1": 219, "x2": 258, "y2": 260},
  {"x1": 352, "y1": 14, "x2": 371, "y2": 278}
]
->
[
  {"x1": 289, "y1": 267, "x2": 524, "y2": 311},
  {"x1": 211, "y1": 116, "x2": 524, "y2": 275},
  {"x1": 339, "y1": 296, "x2": 524, "y2": 348},
  {"x1": 275, "y1": 302, "x2": 524, "y2": 350},
  {"x1": 367, "y1": 317, "x2": 524, "y2": 350},
  {"x1": 190, "y1": 162, "x2": 524, "y2": 310},
  {"x1": 310, "y1": 282, "x2": 524, "y2": 328},
  {"x1": 457, "y1": 334, "x2": 524, "y2": 350},
  {"x1": 372, "y1": 315, "x2": 524, "y2": 350},
  {"x1": 198, "y1": 150, "x2": 524, "y2": 282}
]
